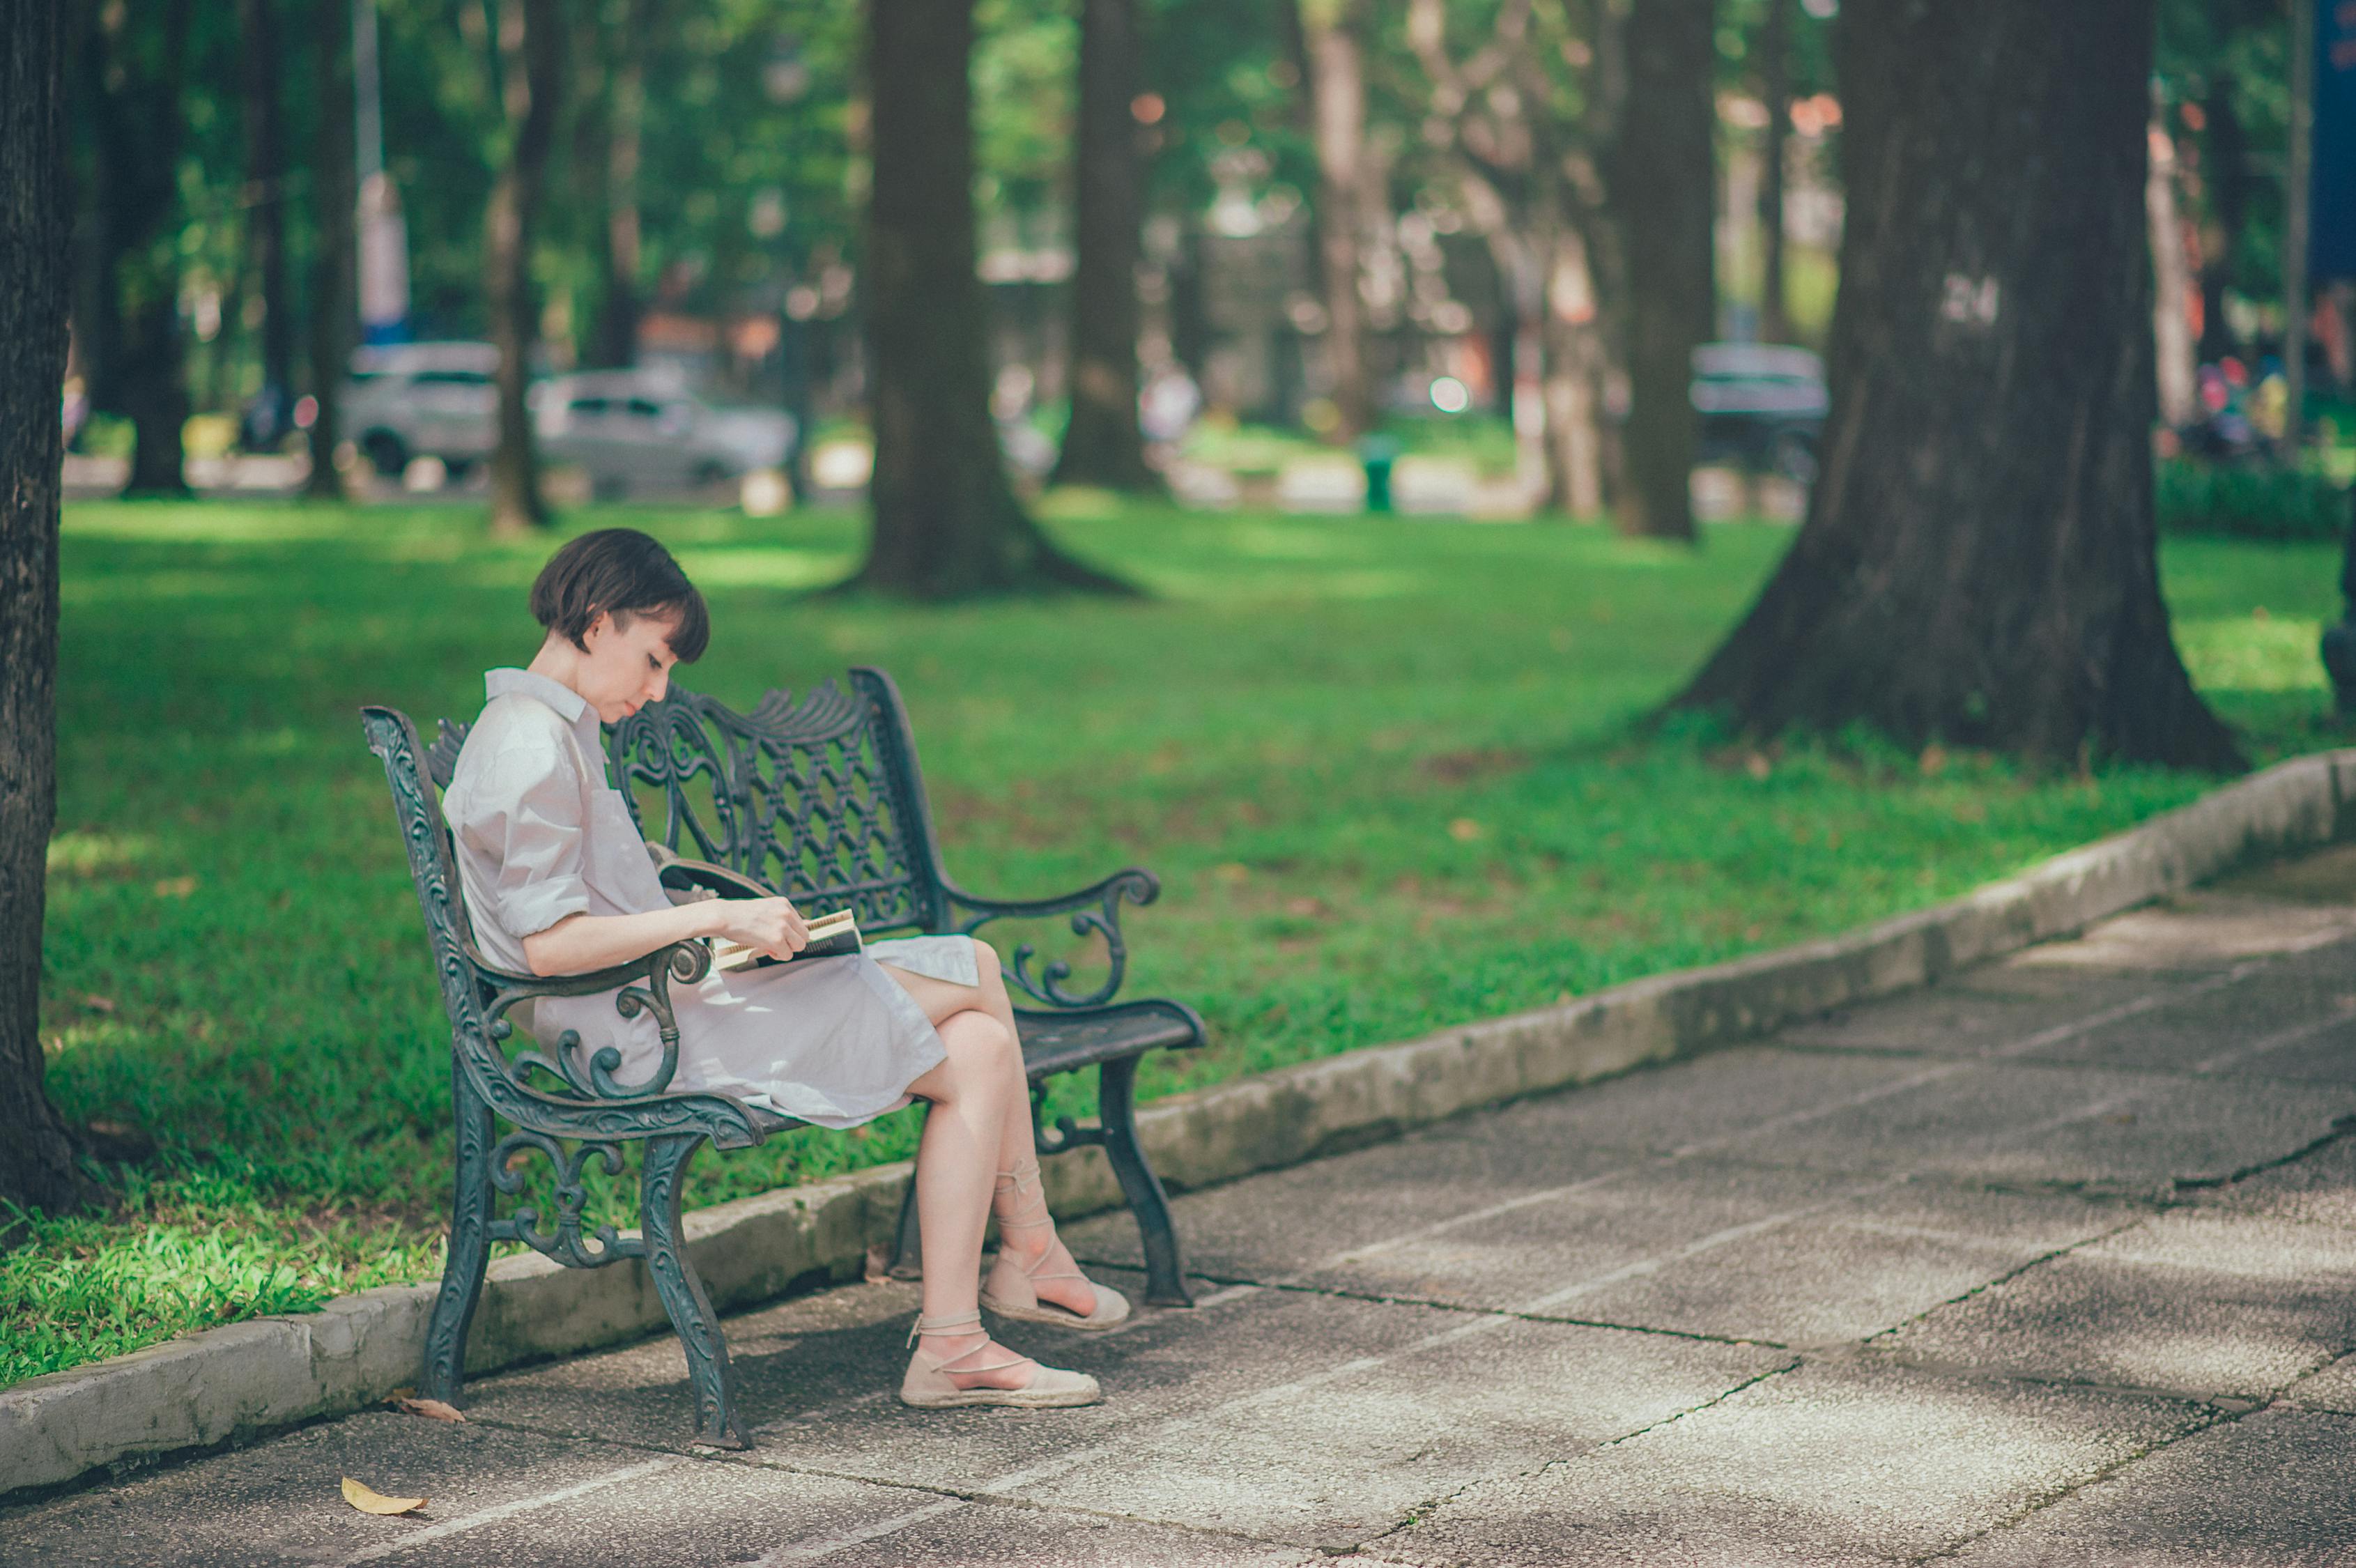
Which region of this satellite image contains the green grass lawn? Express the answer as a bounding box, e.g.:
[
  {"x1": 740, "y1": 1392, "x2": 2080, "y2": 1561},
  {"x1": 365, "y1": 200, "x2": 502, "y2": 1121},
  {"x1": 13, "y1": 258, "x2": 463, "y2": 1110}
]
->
[{"x1": 6, "y1": 495, "x2": 2346, "y2": 1387}]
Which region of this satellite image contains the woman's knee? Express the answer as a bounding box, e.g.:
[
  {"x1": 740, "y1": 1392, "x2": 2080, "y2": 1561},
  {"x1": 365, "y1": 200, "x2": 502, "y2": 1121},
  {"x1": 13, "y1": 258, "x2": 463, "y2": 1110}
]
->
[{"x1": 938, "y1": 1006, "x2": 1019, "y2": 1073}]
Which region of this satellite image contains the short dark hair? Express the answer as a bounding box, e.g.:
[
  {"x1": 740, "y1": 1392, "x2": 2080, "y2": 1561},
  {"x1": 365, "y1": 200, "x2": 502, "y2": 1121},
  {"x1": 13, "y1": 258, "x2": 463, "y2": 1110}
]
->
[{"x1": 530, "y1": 528, "x2": 709, "y2": 662}]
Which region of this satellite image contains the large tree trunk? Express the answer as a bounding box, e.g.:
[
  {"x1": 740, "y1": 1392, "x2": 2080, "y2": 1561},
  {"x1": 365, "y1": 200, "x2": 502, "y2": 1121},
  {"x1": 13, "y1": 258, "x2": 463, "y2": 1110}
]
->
[
  {"x1": 854, "y1": 0, "x2": 1125, "y2": 597},
  {"x1": 587, "y1": 0, "x2": 654, "y2": 369},
  {"x1": 304, "y1": 0, "x2": 355, "y2": 500},
  {"x1": 1301, "y1": 0, "x2": 1374, "y2": 441},
  {"x1": 1670, "y1": 0, "x2": 2240, "y2": 772},
  {"x1": 237, "y1": 0, "x2": 295, "y2": 432},
  {"x1": 484, "y1": 0, "x2": 562, "y2": 535},
  {"x1": 1609, "y1": 0, "x2": 1714, "y2": 542},
  {"x1": 83, "y1": 0, "x2": 197, "y2": 498},
  {"x1": 1, "y1": 0, "x2": 85, "y2": 1227},
  {"x1": 1051, "y1": 0, "x2": 1157, "y2": 491},
  {"x1": 1756, "y1": 0, "x2": 1791, "y2": 344}
]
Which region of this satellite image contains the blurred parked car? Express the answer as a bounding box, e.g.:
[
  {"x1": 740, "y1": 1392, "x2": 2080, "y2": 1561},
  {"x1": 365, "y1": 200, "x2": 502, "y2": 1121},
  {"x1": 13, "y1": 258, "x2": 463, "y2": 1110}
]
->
[
  {"x1": 1691, "y1": 342, "x2": 1827, "y2": 484},
  {"x1": 534, "y1": 373, "x2": 795, "y2": 498},
  {"x1": 343, "y1": 341, "x2": 500, "y2": 478}
]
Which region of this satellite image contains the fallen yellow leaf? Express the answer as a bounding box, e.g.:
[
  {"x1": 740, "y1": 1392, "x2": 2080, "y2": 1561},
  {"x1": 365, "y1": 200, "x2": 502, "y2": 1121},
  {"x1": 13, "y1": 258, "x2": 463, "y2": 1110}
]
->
[
  {"x1": 341, "y1": 1477, "x2": 426, "y2": 1516},
  {"x1": 389, "y1": 1396, "x2": 465, "y2": 1423}
]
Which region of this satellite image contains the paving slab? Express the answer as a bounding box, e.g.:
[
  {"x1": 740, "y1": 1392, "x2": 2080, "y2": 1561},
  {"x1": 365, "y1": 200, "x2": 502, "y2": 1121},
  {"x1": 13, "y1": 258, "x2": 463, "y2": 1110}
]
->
[
  {"x1": 1946, "y1": 1406, "x2": 2356, "y2": 1568},
  {"x1": 2197, "y1": 1130, "x2": 2356, "y2": 1231},
  {"x1": 470, "y1": 1267, "x2": 1782, "y2": 1549},
  {"x1": 2282, "y1": 1350, "x2": 2356, "y2": 1415},
  {"x1": 753, "y1": 1501, "x2": 1325, "y2": 1568},
  {"x1": 1778, "y1": 967, "x2": 2215, "y2": 1058},
  {"x1": 1541, "y1": 1174, "x2": 2134, "y2": 1348},
  {"x1": 1383, "y1": 1360, "x2": 2205, "y2": 1567},
  {"x1": 1876, "y1": 1210, "x2": 2356, "y2": 1401},
  {"x1": 0, "y1": 1411, "x2": 710, "y2": 1567},
  {"x1": 1730, "y1": 1058, "x2": 2356, "y2": 1193},
  {"x1": 1063, "y1": 1047, "x2": 1959, "y2": 1282}
]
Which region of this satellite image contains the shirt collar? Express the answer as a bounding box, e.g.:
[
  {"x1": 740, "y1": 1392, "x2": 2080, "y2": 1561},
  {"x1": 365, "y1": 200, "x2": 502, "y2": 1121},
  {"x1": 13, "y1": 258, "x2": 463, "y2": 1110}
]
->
[{"x1": 485, "y1": 667, "x2": 594, "y2": 730}]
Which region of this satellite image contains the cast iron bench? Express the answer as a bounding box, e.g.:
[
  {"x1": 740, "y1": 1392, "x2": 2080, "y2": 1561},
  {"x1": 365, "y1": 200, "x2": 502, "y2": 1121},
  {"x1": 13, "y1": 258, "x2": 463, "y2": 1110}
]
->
[{"x1": 362, "y1": 666, "x2": 1203, "y2": 1447}]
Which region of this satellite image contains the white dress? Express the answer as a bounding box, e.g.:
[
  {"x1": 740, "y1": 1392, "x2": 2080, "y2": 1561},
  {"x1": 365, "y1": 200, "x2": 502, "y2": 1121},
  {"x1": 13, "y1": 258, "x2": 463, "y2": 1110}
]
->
[{"x1": 440, "y1": 668, "x2": 969, "y2": 1128}]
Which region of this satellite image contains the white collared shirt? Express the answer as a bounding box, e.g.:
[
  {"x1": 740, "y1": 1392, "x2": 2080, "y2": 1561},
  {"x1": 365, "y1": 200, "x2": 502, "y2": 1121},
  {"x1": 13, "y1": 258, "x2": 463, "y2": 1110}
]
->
[{"x1": 440, "y1": 666, "x2": 673, "y2": 975}]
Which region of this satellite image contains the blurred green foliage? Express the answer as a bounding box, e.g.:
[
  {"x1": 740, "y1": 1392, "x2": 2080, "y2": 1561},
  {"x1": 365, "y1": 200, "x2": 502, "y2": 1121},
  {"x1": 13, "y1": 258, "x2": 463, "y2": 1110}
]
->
[{"x1": 2158, "y1": 459, "x2": 2353, "y2": 542}]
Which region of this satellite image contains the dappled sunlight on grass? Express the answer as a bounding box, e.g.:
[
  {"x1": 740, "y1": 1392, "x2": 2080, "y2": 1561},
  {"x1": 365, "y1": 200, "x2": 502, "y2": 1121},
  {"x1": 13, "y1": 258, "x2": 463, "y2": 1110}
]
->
[
  {"x1": 13, "y1": 498, "x2": 2348, "y2": 1385},
  {"x1": 2176, "y1": 615, "x2": 2328, "y2": 694}
]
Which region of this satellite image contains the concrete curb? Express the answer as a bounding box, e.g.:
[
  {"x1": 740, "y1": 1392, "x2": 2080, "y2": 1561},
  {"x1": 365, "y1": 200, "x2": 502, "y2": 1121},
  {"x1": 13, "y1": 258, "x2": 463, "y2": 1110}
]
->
[{"x1": 10, "y1": 748, "x2": 2356, "y2": 1498}]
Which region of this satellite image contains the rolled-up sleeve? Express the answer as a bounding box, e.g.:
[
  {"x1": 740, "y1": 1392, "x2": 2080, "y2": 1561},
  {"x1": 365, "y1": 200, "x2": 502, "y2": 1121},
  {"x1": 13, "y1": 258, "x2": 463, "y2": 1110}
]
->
[{"x1": 461, "y1": 739, "x2": 594, "y2": 939}]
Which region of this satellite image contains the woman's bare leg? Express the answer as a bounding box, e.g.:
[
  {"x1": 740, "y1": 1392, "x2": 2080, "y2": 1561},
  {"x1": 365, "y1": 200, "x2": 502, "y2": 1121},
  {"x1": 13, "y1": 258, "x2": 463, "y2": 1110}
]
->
[
  {"x1": 881, "y1": 944, "x2": 1098, "y2": 1318},
  {"x1": 901, "y1": 1006, "x2": 1035, "y2": 1388}
]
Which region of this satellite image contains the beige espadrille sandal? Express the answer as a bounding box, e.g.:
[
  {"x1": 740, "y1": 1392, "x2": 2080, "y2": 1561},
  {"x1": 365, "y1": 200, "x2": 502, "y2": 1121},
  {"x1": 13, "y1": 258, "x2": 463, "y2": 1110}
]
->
[
  {"x1": 898, "y1": 1310, "x2": 1102, "y2": 1409},
  {"x1": 978, "y1": 1158, "x2": 1132, "y2": 1331}
]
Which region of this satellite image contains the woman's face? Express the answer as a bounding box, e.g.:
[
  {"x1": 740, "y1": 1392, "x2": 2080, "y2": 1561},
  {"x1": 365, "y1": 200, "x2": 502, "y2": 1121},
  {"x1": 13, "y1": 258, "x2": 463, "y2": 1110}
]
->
[{"x1": 575, "y1": 610, "x2": 682, "y2": 723}]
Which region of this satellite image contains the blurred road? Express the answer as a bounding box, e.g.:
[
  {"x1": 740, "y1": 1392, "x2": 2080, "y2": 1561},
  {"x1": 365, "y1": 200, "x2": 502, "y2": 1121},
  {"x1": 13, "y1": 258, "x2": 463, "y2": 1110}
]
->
[{"x1": 16, "y1": 850, "x2": 2356, "y2": 1565}]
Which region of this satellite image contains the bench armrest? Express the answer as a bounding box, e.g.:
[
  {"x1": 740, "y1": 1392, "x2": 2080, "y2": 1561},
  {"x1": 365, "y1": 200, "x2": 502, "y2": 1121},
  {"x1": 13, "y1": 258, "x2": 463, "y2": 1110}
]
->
[
  {"x1": 470, "y1": 936, "x2": 716, "y2": 1102},
  {"x1": 942, "y1": 868, "x2": 1160, "y2": 1010}
]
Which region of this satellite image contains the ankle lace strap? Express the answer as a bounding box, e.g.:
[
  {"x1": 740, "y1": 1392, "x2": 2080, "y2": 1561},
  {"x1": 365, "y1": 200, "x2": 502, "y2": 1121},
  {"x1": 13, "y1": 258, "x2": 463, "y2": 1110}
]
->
[
  {"x1": 992, "y1": 1159, "x2": 1056, "y2": 1230},
  {"x1": 907, "y1": 1309, "x2": 983, "y2": 1348}
]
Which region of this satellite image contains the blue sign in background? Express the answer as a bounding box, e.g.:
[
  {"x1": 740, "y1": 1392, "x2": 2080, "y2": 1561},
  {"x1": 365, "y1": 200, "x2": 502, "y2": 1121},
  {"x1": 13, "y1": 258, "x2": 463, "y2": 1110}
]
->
[{"x1": 2316, "y1": 0, "x2": 2356, "y2": 280}]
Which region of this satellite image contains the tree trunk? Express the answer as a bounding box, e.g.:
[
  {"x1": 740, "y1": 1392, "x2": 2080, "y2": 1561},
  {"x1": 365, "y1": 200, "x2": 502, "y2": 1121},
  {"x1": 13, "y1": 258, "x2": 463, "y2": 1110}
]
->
[
  {"x1": 2196, "y1": 82, "x2": 2247, "y2": 363},
  {"x1": 83, "y1": 0, "x2": 197, "y2": 498},
  {"x1": 1302, "y1": 0, "x2": 1374, "y2": 441},
  {"x1": 2148, "y1": 99, "x2": 2198, "y2": 429},
  {"x1": 305, "y1": 0, "x2": 355, "y2": 500},
  {"x1": 1757, "y1": 0, "x2": 1791, "y2": 344},
  {"x1": 588, "y1": 0, "x2": 653, "y2": 370},
  {"x1": 237, "y1": 0, "x2": 295, "y2": 431},
  {"x1": 0, "y1": 0, "x2": 86, "y2": 1227},
  {"x1": 485, "y1": 0, "x2": 562, "y2": 535},
  {"x1": 1542, "y1": 229, "x2": 1608, "y2": 517},
  {"x1": 1669, "y1": 0, "x2": 2240, "y2": 772},
  {"x1": 854, "y1": 0, "x2": 1127, "y2": 597},
  {"x1": 1051, "y1": 0, "x2": 1157, "y2": 491},
  {"x1": 1610, "y1": 0, "x2": 1714, "y2": 542}
]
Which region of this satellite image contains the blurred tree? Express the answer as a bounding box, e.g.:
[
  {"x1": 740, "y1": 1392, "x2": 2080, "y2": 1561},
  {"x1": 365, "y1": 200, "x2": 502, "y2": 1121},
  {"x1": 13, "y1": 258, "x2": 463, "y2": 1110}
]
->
[
  {"x1": 1407, "y1": 0, "x2": 1619, "y2": 518},
  {"x1": 1672, "y1": 0, "x2": 2240, "y2": 771},
  {"x1": 583, "y1": 0, "x2": 661, "y2": 369},
  {"x1": 76, "y1": 0, "x2": 198, "y2": 496},
  {"x1": 1754, "y1": 0, "x2": 1789, "y2": 344},
  {"x1": 484, "y1": 0, "x2": 564, "y2": 534},
  {"x1": 2156, "y1": 0, "x2": 2284, "y2": 362},
  {"x1": 1301, "y1": 0, "x2": 1376, "y2": 440},
  {"x1": 2148, "y1": 80, "x2": 2199, "y2": 428},
  {"x1": 1609, "y1": 0, "x2": 1713, "y2": 544},
  {"x1": 236, "y1": 0, "x2": 295, "y2": 436},
  {"x1": 305, "y1": 0, "x2": 357, "y2": 500},
  {"x1": 1, "y1": 0, "x2": 84, "y2": 1224},
  {"x1": 1052, "y1": 0, "x2": 1160, "y2": 491},
  {"x1": 857, "y1": 0, "x2": 1125, "y2": 595}
]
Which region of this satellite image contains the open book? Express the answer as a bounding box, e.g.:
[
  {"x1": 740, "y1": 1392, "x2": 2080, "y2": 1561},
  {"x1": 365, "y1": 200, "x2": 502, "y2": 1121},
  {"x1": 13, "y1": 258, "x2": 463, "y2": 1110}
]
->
[{"x1": 708, "y1": 908, "x2": 862, "y2": 974}]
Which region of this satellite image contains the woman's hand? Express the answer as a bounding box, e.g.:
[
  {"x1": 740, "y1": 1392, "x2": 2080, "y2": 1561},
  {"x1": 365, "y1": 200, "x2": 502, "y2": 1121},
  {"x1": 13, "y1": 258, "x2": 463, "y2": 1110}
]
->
[{"x1": 707, "y1": 896, "x2": 811, "y2": 960}]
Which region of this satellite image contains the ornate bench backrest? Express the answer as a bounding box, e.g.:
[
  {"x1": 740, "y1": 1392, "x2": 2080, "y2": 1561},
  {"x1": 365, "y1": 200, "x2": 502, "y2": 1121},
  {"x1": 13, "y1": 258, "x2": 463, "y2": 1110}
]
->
[
  {"x1": 607, "y1": 666, "x2": 953, "y2": 933},
  {"x1": 360, "y1": 705, "x2": 506, "y2": 1078}
]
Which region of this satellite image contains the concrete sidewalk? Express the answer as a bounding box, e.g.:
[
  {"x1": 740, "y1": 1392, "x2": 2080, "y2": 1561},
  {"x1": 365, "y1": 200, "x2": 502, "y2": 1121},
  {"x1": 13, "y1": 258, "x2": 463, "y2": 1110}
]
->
[{"x1": 15, "y1": 850, "x2": 2356, "y2": 1565}]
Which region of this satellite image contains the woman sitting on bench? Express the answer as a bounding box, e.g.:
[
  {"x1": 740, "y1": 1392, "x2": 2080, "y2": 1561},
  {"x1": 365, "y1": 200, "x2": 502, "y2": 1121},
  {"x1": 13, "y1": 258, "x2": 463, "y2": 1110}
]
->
[{"x1": 438, "y1": 527, "x2": 1125, "y2": 1409}]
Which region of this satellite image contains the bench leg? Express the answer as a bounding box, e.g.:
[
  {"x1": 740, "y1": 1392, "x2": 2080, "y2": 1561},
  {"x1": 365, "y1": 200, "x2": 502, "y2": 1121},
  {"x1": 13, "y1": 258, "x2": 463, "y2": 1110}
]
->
[
  {"x1": 422, "y1": 1068, "x2": 495, "y2": 1405},
  {"x1": 1099, "y1": 1056, "x2": 1193, "y2": 1307},
  {"x1": 640, "y1": 1132, "x2": 750, "y2": 1449}
]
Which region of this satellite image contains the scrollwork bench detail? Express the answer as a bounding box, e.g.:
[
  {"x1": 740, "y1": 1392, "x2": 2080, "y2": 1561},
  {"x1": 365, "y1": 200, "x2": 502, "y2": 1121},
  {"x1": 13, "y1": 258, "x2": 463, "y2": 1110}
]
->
[{"x1": 362, "y1": 666, "x2": 1203, "y2": 1450}]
